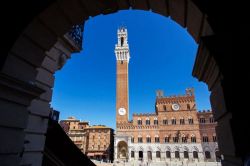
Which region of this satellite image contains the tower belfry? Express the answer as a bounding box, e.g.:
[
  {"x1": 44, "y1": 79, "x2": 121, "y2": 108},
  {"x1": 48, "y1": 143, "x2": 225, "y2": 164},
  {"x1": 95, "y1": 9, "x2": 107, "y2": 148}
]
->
[{"x1": 115, "y1": 27, "x2": 130, "y2": 125}]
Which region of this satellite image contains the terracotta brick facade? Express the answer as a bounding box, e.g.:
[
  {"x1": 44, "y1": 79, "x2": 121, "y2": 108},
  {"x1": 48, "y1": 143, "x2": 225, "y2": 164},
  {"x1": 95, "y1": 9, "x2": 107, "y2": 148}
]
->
[{"x1": 60, "y1": 117, "x2": 114, "y2": 162}]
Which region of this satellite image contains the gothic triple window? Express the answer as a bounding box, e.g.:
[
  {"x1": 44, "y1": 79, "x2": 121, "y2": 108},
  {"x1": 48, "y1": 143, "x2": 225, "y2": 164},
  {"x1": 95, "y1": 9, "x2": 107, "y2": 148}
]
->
[
  {"x1": 138, "y1": 136, "x2": 143, "y2": 143},
  {"x1": 200, "y1": 118, "x2": 206, "y2": 123},
  {"x1": 203, "y1": 136, "x2": 209, "y2": 142},
  {"x1": 137, "y1": 118, "x2": 142, "y2": 125},
  {"x1": 155, "y1": 136, "x2": 160, "y2": 143},
  {"x1": 182, "y1": 136, "x2": 187, "y2": 143},
  {"x1": 188, "y1": 117, "x2": 194, "y2": 124},
  {"x1": 191, "y1": 136, "x2": 196, "y2": 143},
  {"x1": 154, "y1": 118, "x2": 158, "y2": 125},
  {"x1": 146, "y1": 118, "x2": 150, "y2": 125},
  {"x1": 163, "y1": 119, "x2": 168, "y2": 125},
  {"x1": 164, "y1": 137, "x2": 170, "y2": 143},
  {"x1": 172, "y1": 118, "x2": 176, "y2": 125},
  {"x1": 146, "y1": 136, "x2": 151, "y2": 143},
  {"x1": 180, "y1": 118, "x2": 185, "y2": 125}
]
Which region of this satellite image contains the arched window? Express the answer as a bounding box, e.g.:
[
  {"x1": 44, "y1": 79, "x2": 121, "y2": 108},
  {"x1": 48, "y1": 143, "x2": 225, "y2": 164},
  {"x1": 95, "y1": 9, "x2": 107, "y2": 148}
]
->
[
  {"x1": 191, "y1": 135, "x2": 196, "y2": 143},
  {"x1": 215, "y1": 151, "x2": 221, "y2": 162},
  {"x1": 213, "y1": 135, "x2": 217, "y2": 142},
  {"x1": 137, "y1": 118, "x2": 142, "y2": 125},
  {"x1": 193, "y1": 151, "x2": 198, "y2": 158},
  {"x1": 138, "y1": 136, "x2": 143, "y2": 143},
  {"x1": 155, "y1": 135, "x2": 160, "y2": 143},
  {"x1": 173, "y1": 136, "x2": 178, "y2": 143},
  {"x1": 139, "y1": 151, "x2": 143, "y2": 159},
  {"x1": 180, "y1": 118, "x2": 185, "y2": 125},
  {"x1": 164, "y1": 136, "x2": 170, "y2": 143},
  {"x1": 131, "y1": 151, "x2": 135, "y2": 158},
  {"x1": 205, "y1": 151, "x2": 211, "y2": 159},
  {"x1": 156, "y1": 151, "x2": 161, "y2": 158},
  {"x1": 203, "y1": 135, "x2": 209, "y2": 142},
  {"x1": 163, "y1": 105, "x2": 167, "y2": 111},
  {"x1": 188, "y1": 117, "x2": 194, "y2": 124},
  {"x1": 175, "y1": 151, "x2": 180, "y2": 158},
  {"x1": 182, "y1": 135, "x2": 187, "y2": 143},
  {"x1": 184, "y1": 151, "x2": 189, "y2": 158},
  {"x1": 131, "y1": 137, "x2": 134, "y2": 143},
  {"x1": 154, "y1": 118, "x2": 158, "y2": 125},
  {"x1": 187, "y1": 104, "x2": 190, "y2": 110},
  {"x1": 166, "y1": 151, "x2": 171, "y2": 158},
  {"x1": 146, "y1": 118, "x2": 150, "y2": 125},
  {"x1": 209, "y1": 117, "x2": 214, "y2": 123},
  {"x1": 163, "y1": 118, "x2": 168, "y2": 125},
  {"x1": 200, "y1": 117, "x2": 206, "y2": 123},
  {"x1": 146, "y1": 135, "x2": 151, "y2": 143},
  {"x1": 121, "y1": 37, "x2": 124, "y2": 46},
  {"x1": 171, "y1": 118, "x2": 176, "y2": 125},
  {"x1": 147, "y1": 151, "x2": 152, "y2": 160}
]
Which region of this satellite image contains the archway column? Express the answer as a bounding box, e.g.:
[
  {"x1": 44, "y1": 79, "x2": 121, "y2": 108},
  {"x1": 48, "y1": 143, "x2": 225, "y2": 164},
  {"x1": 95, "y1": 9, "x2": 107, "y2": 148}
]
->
[
  {"x1": 193, "y1": 38, "x2": 239, "y2": 165},
  {"x1": 0, "y1": 73, "x2": 44, "y2": 165}
]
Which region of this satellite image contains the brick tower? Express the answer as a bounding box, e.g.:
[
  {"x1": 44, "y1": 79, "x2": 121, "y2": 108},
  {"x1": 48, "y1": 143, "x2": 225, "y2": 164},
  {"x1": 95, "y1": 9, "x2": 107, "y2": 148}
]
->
[{"x1": 115, "y1": 27, "x2": 130, "y2": 125}]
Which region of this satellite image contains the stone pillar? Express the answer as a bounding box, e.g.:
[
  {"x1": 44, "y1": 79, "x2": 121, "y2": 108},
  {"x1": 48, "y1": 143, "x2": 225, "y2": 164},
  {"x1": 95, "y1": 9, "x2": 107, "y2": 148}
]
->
[
  {"x1": 152, "y1": 151, "x2": 156, "y2": 161},
  {"x1": 161, "y1": 151, "x2": 166, "y2": 161},
  {"x1": 179, "y1": 150, "x2": 183, "y2": 161},
  {"x1": 143, "y1": 151, "x2": 147, "y2": 161},
  {"x1": 171, "y1": 152, "x2": 175, "y2": 161},
  {"x1": 19, "y1": 38, "x2": 73, "y2": 166},
  {"x1": 198, "y1": 152, "x2": 204, "y2": 162},
  {"x1": 135, "y1": 150, "x2": 139, "y2": 160},
  {"x1": 189, "y1": 152, "x2": 193, "y2": 161},
  {"x1": 0, "y1": 73, "x2": 44, "y2": 166},
  {"x1": 114, "y1": 145, "x2": 117, "y2": 161},
  {"x1": 192, "y1": 39, "x2": 242, "y2": 166}
]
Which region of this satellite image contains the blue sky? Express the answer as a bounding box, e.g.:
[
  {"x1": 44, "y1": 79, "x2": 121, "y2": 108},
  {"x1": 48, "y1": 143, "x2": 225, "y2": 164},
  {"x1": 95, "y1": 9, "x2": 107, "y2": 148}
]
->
[{"x1": 51, "y1": 10, "x2": 211, "y2": 129}]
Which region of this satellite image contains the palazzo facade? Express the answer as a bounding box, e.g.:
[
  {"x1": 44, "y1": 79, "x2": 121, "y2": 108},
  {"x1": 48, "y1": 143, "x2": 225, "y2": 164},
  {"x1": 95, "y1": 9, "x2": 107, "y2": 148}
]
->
[{"x1": 114, "y1": 27, "x2": 219, "y2": 163}]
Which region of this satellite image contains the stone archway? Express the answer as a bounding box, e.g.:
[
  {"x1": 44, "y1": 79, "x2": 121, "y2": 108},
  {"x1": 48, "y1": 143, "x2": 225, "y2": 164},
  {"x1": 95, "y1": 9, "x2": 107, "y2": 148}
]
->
[
  {"x1": 0, "y1": 0, "x2": 234, "y2": 166},
  {"x1": 117, "y1": 141, "x2": 128, "y2": 160}
]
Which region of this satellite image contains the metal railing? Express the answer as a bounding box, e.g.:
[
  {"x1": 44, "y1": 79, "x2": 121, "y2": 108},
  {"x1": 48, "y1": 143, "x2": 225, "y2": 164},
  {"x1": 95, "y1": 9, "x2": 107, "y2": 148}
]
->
[{"x1": 67, "y1": 24, "x2": 84, "y2": 50}]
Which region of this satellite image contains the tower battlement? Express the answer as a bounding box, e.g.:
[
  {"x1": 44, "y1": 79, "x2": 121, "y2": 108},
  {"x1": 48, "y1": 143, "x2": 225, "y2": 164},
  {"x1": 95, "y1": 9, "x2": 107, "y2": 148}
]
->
[{"x1": 115, "y1": 27, "x2": 130, "y2": 63}]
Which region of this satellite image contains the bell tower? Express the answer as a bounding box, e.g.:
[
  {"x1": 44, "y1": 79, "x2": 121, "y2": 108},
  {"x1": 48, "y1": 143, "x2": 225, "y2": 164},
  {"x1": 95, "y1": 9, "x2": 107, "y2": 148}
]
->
[{"x1": 115, "y1": 27, "x2": 130, "y2": 125}]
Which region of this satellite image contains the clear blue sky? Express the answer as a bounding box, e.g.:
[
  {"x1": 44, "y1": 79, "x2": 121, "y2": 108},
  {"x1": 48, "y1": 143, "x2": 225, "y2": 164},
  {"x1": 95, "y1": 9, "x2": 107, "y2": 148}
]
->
[{"x1": 51, "y1": 10, "x2": 211, "y2": 129}]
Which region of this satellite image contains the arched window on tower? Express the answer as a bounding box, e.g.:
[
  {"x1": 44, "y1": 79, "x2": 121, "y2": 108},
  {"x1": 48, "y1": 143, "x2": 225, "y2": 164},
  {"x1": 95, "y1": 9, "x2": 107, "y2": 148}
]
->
[{"x1": 121, "y1": 37, "x2": 124, "y2": 46}]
